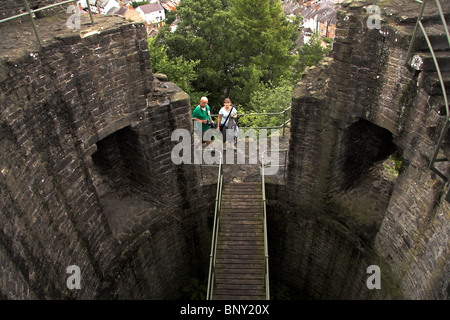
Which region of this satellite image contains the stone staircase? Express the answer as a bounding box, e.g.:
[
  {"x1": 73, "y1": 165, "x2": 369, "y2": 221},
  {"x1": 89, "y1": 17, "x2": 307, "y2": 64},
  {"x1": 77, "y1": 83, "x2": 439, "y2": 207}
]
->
[{"x1": 212, "y1": 181, "x2": 267, "y2": 300}]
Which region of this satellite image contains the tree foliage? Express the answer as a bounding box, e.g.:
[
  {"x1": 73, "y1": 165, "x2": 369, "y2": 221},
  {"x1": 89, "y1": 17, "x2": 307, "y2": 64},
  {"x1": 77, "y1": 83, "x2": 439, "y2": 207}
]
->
[
  {"x1": 150, "y1": 0, "x2": 330, "y2": 125},
  {"x1": 229, "y1": 0, "x2": 298, "y2": 83},
  {"x1": 238, "y1": 78, "x2": 294, "y2": 129},
  {"x1": 131, "y1": 1, "x2": 149, "y2": 9},
  {"x1": 298, "y1": 32, "x2": 330, "y2": 72},
  {"x1": 157, "y1": 0, "x2": 299, "y2": 109},
  {"x1": 147, "y1": 37, "x2": 200, "y2": 95}
]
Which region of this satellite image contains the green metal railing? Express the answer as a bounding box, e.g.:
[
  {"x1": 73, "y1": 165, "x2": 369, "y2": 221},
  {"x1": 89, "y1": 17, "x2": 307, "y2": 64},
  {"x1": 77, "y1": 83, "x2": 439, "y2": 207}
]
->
[
  {"x1": 405, "y1": 0, "x2": 450, "y2": 183},
  {"x1": 260, "y1": 148, "x2": 289, "y2": 182},
  {"x1": 0, "y1": 0, "x2": 95, "y2": 46},
  {"x1": 205, "y1": 147, "x2": 286, "y2": 300},
  {"x1": 206, "y1": 150, "x2": 223, "y2": 300},
  {"x1": 207, "y1": 106, "x2": 292, "y2": 138},
  {"x1": 260, "y1": 149, "x2": 288, "y2": 300},
  {"x1": 260, "y1": 150, "x2": 270, "y2": 300},
  {"x1": 236, "y1": 106, "x2": 292, "y2": 138}
]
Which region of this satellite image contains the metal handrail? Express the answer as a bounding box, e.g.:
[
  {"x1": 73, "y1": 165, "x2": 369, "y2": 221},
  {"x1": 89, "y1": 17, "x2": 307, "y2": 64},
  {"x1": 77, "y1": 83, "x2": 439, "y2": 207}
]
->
[
  {"x1": 261, "y1": 149, "x2": 289, "y2": 182},
  {"x1": 260, "y1": 149, "x2": 287, "y2": 300},
  {"x1": 0, "y1": 0, "x2": 95, "y2": 46},
  {"x1": 405, "y1": 0, "x2": 450, "y2": 181},
  {"x1": 202, "y1": 106, "x2": 291, "y2": 137},
  {"x1": 206, "y1": 150, "x2": 223, "y2": 300},
  {"x1": 260, "y1": 151, "x2": 269, "y2": 300},
  {"x1": 259, "y1": 149, "x2": 288, "y2": 300}
]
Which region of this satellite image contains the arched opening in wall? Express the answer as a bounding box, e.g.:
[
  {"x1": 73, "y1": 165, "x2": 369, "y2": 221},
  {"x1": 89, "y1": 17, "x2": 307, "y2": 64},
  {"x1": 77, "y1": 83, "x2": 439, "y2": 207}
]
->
[
  {"x1": 329, "y1": 119, "x2": 402, "y2": 240},
  {"x1": 88, "y1": 126, "x2": 214, "y2": 299},
  {"x1": 91, "y1": 126, "x2": 149, "y2": 198},
  {"x1": 338, "y1": 119, "x2": 397, "y2": 190},
  {"x1": 90, "y1": 126, "x2": 159, "y2": 236}
]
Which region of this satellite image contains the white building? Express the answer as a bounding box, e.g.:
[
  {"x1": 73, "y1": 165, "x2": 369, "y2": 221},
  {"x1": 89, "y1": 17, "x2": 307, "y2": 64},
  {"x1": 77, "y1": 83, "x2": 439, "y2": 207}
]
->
[
  {"x1": 170, "y1": 16, "x2": 180, "y2": 33},
  {"x1": 77, "y1": 0, "x2": 120, "y2": 15},
  {"x1": 135, "y1": 3, "x2": 165, "y2": 25}
]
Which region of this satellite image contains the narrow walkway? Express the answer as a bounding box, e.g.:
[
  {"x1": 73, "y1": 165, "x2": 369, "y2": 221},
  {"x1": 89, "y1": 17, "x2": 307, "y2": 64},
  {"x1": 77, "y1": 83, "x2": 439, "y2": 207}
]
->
[
  {"x1": 212, "y1": 181, "x2": 266, "y2": 300},
  {"x1": 200, "y1": 134, "x2": 290, "y2": 185}
]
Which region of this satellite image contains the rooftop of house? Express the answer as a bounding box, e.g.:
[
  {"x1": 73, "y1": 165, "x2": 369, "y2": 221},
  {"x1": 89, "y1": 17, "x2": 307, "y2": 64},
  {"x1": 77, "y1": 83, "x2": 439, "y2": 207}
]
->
[
  {"x1": 107, "y1": 6, "x2": 120, "y2": 15},
  {"x1": 290, "y1": 0, "x2": 338, "y2": 25},
  {"x1": 162, "y1": 2, "x2": 177, "y2": 12},
  {"x1": 116, "y1": 5, "x2": 128, "y2": 16},
  {"x1": 137, "y1": 3, "x2": 164, "y2": 14}
]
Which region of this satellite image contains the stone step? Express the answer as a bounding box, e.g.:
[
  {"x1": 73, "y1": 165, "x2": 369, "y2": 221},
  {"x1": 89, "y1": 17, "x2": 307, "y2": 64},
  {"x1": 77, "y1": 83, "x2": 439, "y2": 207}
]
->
[
  {"x1": 214, "y1": 283, "x2": 265, "y2": 291},
  {"x1": 219, "y1": 222, "x2": 262, "y2": 230},
  {"x1": 222, "y1": 186, "x2": 261, "y2": 192},
  {"x1": 215, "y1": 278, "x2": 264, "y2": 286},
  {"x1": 396, "y1": 6, "x2": 450, "y2": 26},
  {"x1": 220, "y1": 217, "x2": 263, "y2": 223},
  {"x1": 418, "y1": 50, "x2": 450, "y2": 72},
  {"x1": 218, "y1": 232, "x2": 264, "y2": 238},
  {"x1": 222, "y1": 191, "x2": 262, "y2": 196},
  {"x1": 221, "y1": 216, "x2": 262, "y2": 222},
  {"x1": 413, "y1": 22, "x2": 450, "y2": 52},
  {"x1": 214, "y1": 273, "x2": 265, "y2": 281},
  {"x1": 213, "y1": 288, "x2": 266, "y2": 297},
  {"x1": 221, "y1": 205, "x2": 263, "y2": 211},
  {"x1": 215, "y1": 261, "x2": 264, "y2": 269},
  {"x1": 218, "y1": 237, "x2": 264, "y2": 244},
  {"x1": 221, "y1": 199, "x2": 263, "y2": 204},
  {"x1": 216, "y1": 252, "x2": 263, "y2": 259}
]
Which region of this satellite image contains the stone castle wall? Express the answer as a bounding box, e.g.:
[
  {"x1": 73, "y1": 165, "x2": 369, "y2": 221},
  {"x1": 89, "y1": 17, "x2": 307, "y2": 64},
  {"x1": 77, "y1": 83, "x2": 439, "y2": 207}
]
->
[
  {"x1": 284, "y1": 0, "x2": 449, "y2": 299},
  {"x1": 1, "y1": 1, "x2": 66, "y2": 21},
  {"x1": 1, "y1": 0, "x2": 448, "y2": 301},
  {"x1": 0, "y1": 16, "x2": 213, "y2": 299}
]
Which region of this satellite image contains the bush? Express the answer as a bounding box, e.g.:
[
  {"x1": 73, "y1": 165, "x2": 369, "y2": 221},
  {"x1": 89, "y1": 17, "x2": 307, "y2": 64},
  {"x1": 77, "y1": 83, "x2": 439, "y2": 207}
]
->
[{"x1": 132, "y1": 1, "x2": 150, "y2": 9}]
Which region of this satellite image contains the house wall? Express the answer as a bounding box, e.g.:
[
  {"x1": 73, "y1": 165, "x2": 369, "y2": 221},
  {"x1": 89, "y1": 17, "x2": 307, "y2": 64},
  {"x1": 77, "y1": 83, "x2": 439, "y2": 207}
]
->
[{"x1": 136, "y1": 7, "x2": 165, "y2": 24}]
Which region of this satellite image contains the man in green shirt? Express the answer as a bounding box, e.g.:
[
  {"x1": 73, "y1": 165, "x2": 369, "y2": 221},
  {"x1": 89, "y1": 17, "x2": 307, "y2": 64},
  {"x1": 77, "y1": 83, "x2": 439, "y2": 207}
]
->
[{"x1": 192, "y1": 97, "x2": 214, "y2": 146}]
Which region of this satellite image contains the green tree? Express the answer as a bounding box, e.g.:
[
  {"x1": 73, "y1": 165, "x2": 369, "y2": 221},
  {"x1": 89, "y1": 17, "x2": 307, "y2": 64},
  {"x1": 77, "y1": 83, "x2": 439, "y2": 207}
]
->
[
  {"x1": 229, "y1": 0, "x2": 298, "y2": 84},
  {"x1": 147, "y1": 37, "x2": 200, "y2": 96},
  {"x1": 159, "y1": 0, "x2": 238, "y2": 108},
  {"x1": 238, "y1": 78, "x2": 294, "y2": 129},
  {"x1": 157, "y1": 0, "x2": 299, "y2": 109},
  {"x1": 131, "y1": 1, "x2": 149, "y2": 9},
  {"x1": 298, "y1": 32, "x2": 330, "y2": 73},
  {"x1": 182, "y1": 278, "x2": 207, "y2": 300}
]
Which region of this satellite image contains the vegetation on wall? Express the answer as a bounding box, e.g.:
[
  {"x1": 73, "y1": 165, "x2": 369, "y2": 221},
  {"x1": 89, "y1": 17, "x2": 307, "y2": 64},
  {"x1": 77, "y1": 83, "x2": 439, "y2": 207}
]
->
[{"x1": 147, "y1": 37, "x2": 201, "y2": 97}]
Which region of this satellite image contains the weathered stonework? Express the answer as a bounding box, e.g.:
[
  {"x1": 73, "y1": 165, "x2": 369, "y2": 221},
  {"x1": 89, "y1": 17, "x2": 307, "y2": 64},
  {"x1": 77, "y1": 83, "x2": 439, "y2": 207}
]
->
[
  {"x1": 0, "y1": 14, "x2": 214, "y2": 299},
  {"x1": 281, "y1": 0, "x2": 449, "y2": 299},
  {"x1": 1, "y1": 0, "x2": 448, "y2": 301}
]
